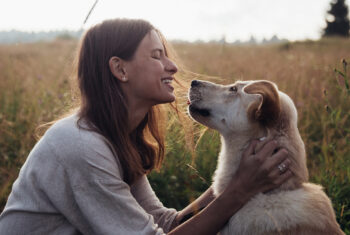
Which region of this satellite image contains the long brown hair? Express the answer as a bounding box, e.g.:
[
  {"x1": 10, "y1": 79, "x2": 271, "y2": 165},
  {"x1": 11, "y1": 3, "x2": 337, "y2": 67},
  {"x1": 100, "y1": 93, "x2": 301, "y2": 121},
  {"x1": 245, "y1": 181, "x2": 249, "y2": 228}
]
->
[{"x1": 77, "y1": 18, "x2": 167, "y2": 184}]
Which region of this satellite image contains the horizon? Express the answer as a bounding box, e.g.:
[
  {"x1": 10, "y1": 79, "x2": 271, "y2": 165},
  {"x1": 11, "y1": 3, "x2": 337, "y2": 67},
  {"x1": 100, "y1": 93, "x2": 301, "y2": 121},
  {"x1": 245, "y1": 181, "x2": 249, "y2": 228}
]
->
[{"x1": 0, "y1": 29, "x2": 292, "y2": 44}]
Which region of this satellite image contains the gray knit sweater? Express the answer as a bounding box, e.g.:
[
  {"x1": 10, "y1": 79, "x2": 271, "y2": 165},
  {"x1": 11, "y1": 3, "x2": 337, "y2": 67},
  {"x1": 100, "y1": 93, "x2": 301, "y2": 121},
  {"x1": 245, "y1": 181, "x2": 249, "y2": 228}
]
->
[{"x1": 0, "y1": 113, "x2": 177, "y2": 235}]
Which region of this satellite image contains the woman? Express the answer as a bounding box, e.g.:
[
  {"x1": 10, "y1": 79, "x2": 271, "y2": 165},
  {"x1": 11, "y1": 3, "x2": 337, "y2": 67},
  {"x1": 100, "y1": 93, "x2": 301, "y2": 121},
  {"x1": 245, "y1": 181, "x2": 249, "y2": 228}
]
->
[{"x1": 0, "y1": 18, "x2": 291, "y2": 234}]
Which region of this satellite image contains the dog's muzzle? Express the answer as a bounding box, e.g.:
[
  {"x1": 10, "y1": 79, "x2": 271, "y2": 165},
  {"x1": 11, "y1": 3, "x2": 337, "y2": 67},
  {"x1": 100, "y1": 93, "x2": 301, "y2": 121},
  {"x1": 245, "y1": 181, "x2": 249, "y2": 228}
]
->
[{"x1": 188, "y1": 80, "x2": 211, "y2": 117}]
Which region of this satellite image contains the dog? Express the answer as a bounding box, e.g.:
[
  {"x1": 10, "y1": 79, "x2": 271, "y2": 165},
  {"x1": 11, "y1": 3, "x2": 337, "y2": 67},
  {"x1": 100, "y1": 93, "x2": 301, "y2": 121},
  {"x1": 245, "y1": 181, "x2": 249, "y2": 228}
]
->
[{"x1": 188, "y1": 79, "x2": 344, "y2": 235}]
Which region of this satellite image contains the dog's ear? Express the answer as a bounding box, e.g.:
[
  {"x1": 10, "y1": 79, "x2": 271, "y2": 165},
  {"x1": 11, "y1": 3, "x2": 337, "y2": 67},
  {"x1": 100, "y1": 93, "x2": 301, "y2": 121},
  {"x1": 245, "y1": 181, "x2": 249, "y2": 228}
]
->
[{"x1": 244, "y1": 81, "x2": 281, "y2": 127}]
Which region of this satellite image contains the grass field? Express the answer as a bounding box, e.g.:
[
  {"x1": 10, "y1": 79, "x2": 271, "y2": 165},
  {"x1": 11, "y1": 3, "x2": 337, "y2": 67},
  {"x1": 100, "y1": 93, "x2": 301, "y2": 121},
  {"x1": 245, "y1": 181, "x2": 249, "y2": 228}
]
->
[{"x1": 0, "y1": 38, "x2": 349, "y2": 232}]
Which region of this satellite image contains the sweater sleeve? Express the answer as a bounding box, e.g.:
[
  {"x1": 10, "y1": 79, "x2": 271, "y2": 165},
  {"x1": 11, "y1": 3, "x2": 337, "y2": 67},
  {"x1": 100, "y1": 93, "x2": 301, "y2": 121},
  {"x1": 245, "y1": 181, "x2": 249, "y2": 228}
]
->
[
  {"x1": 130, "y1": 175, "x2": 178, "y2": 233},
  {"x1": 41, "y1": 125, "x2": 168, "y2": 235}
]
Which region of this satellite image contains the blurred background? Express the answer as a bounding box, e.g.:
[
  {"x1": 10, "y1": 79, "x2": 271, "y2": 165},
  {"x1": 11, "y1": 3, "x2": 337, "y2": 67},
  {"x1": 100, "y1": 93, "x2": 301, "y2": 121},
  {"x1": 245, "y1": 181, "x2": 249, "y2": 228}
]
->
[
  {"x1": 0, "y1": 0, "x2": 349, "y2": 233},
  {"x1": 0, "y1": 0, "x2": 347, "y2": 43}
]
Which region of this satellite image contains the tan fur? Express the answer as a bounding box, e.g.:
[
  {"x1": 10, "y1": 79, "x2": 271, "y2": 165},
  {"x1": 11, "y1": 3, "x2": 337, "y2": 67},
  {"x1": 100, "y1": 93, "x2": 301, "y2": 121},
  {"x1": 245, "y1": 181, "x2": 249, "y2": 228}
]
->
[
  {"x1": 188, "y1": 80, "x2": 344, "y2": 235},
  {"x1": 245, "y1": 82, "x2": 309, "y2": 191},
  {"x1": 244, "y1": 81, "x2": 281, "y2": 127}
]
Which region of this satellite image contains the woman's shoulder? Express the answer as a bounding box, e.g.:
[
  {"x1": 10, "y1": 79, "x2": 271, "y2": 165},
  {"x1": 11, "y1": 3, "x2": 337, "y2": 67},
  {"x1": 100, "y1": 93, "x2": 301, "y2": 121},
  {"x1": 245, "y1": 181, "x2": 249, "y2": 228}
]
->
[
  {"x1": 37, "y1": 112, "x2": 123, "y2": 177},
  {"x1": 45, "y1": 112, "x2": 107, "y2": 151},
  {"x1": 45, "y1": 112, "x2": 87, "y2": 140}
]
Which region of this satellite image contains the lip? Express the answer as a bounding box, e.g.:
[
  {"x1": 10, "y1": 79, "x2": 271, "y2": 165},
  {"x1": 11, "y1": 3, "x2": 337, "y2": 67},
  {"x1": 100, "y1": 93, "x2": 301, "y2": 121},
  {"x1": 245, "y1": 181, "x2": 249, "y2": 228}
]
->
[
  {"x1": 161, "y1": 76, "x2": 174, "y2": 81},
  {"x1": 161, "y1": 76, "x2": 174, "y2": 91}
]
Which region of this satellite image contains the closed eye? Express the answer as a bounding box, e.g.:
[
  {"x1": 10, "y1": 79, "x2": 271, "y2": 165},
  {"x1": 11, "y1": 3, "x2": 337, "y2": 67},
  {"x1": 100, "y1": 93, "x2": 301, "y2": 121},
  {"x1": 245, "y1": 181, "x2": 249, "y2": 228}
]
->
[
  {"x1": 151, "y1": 49, "x2": 162, "y2": 59},
  {"x1": 229, "y1": 86, "x2": 237, "y2": 92}
]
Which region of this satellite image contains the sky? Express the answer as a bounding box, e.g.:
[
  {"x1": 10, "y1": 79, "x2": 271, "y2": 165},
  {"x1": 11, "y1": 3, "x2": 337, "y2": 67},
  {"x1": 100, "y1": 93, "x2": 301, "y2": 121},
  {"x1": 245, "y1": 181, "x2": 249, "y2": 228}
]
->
[{"x1": 0, "y1": 0, "x2": 346, "y2": 42}]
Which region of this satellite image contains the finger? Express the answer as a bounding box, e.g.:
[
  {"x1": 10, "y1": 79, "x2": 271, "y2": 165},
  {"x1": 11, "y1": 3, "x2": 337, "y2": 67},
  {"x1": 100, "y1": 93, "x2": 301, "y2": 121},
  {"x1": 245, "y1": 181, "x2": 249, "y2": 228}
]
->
[
  {"x1": 274, "y1": 170, "x2": 293, "y2": 186},
  {"x1": 268, "y1": 158, "x2": 291, "y2": 179},
  {"x1": 255, "y1": 140, "x2": 278, "y2": 161},
  {"x1": 242, "y1": 139, "x2": 259, "y2": 158},
  {"x1": 264, "y1": 149, "x2": 289, "y2": 171},
  {"x1": 277, "y1": 158, "x2": 291, "y2": 175}
]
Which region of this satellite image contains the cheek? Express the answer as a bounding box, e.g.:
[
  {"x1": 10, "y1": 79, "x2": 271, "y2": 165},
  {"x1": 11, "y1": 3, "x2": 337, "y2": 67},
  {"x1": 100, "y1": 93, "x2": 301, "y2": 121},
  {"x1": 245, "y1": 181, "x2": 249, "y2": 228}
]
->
[
  {"x1": 227, "y1": 106, "x2": 251, "y2": 128},
  {"x1": 131, "y1": 57, "x2": 163, "y2": 76},
  {"x1": 146, "y1": 59, "x2": 164, "y2": 74},
  {"x1": 142, "y1": 63, "x2": 164, "y2": 86},
  {"x1": 131, "y1": 61, "x2": 163, "y2": 86}
]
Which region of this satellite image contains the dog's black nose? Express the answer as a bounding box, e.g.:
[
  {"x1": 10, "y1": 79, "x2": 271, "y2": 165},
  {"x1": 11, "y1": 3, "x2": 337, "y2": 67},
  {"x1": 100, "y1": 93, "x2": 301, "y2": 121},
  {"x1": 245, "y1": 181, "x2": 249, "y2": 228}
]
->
[{"x1": 191, "y1": 80, "x2": 199, "y2": 87}]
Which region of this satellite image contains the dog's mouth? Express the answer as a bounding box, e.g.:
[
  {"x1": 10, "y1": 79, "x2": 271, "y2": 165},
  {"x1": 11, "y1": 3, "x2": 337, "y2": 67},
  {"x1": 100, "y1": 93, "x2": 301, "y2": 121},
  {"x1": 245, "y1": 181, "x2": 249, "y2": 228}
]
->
[{"x1": 189, "y1": 105, "x2": 211, "y2": 117}]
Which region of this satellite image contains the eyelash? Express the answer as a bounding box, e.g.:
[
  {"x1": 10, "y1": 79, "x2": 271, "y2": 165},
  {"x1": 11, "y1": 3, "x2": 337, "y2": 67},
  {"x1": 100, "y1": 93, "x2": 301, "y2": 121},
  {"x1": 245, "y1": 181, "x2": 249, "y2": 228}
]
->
[{"x1": 152, "y1": 52, "x2": 161, "y2": 59}]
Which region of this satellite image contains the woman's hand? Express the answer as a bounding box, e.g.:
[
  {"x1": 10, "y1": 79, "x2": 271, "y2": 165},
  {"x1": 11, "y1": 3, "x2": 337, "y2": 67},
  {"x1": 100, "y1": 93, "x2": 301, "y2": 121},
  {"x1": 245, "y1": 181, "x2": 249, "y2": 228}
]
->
[
  {"x1": 230, "y1": 139, "x2": 292, "y2": 199},
  {"x1": 169, "y1": 139, "x2": 292, "y2": 235}
]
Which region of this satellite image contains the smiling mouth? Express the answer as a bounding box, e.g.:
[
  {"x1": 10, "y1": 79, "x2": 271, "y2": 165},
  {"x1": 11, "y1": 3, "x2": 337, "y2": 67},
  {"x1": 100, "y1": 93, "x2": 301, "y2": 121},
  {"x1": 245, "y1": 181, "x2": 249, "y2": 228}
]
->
[
  {"x1": 189, "y1": 105, "x2": 211, "y2": 117},
  {"x1": 161, "y1": 77, "x2": 174, "y2": 84},
  {"x1": 162, "y1": 79, "x2": 173, "y2": 84}
]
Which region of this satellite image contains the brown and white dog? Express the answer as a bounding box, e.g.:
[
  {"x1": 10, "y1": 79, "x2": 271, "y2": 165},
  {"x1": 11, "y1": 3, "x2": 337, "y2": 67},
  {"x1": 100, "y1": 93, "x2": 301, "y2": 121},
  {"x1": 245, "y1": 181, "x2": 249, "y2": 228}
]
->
[{"x1": 188, "y1": 80, "x2": 344, "y2": 235}]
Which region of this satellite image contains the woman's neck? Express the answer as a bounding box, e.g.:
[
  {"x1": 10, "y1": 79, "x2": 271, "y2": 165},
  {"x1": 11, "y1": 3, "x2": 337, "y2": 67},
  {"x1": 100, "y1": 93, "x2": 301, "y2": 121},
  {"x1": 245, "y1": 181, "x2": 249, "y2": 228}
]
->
[{"x1": 127, "y1": 100, "x2": 151, "y2": 132}]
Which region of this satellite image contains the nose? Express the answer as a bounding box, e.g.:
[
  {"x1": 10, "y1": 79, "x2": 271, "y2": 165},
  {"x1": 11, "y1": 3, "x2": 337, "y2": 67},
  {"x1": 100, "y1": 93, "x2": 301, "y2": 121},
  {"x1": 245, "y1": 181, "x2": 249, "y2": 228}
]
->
[
  {"x1": 165, "y1": 58, "x2": 178, "y2": 75},
  {"x1": 191, "y1": 80, "x2": 200, "y2": 87}
]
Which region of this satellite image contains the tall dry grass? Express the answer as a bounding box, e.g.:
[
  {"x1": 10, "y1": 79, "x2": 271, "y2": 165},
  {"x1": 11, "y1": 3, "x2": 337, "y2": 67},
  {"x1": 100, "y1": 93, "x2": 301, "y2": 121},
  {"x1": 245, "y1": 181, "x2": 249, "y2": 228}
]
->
[
  {"x1": 151, "y1": 39, "x2": 350, "y2": 233},
  {"x1": 0, "y1": 38, "x2": 349, "y2": 232}
]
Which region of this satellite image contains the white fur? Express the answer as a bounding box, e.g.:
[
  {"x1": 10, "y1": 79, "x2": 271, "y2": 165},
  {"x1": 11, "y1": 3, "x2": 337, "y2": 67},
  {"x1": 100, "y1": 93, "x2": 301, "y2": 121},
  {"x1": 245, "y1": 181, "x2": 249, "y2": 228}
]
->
[
  {"x1": 188, "y1": 80, "x2": 344, "y2": 235},
  {"x1": 214, "y1": 133, "x2": 335, "y2": 234},
  {"x1": 221, "y1": 183, "x2": 332, "y2": 234}
]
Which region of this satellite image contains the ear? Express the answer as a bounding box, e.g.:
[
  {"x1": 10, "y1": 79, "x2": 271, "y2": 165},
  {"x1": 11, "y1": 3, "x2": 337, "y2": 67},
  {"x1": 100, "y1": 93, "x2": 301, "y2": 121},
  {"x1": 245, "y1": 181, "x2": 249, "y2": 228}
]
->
[
  {"x1": 109, "y1": 56, "x2": 128, "y2": 82},
  {"x1": 244, "y1": 81, "x2": 281, "y2": 126}
]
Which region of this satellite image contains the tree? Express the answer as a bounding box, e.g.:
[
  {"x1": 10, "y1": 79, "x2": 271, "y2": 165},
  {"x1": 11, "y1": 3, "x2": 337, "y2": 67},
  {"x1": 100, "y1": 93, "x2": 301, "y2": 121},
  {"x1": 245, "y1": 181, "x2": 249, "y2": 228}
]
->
[{"x1": 323, "y1": 0, "x2": 350, "y2": 37}]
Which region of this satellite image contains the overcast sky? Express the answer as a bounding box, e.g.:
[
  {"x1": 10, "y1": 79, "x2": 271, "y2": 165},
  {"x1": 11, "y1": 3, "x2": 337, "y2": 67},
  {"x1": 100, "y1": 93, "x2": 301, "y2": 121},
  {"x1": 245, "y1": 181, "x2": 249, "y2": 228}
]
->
[{"x1": 0, "y1": 0, "x2": 345, "y2": 42}]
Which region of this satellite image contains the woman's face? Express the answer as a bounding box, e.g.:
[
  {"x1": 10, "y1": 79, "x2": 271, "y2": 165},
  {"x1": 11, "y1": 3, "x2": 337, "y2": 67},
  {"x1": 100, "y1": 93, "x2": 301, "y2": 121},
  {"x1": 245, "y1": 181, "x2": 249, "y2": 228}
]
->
[{"x1": 123, "y1": 30, "x2": 178, "y2": 108}]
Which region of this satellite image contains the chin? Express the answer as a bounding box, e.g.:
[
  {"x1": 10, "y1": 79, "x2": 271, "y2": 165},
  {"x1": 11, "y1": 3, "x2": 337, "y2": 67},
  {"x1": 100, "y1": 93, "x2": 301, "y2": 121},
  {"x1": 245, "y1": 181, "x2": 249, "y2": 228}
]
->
[
  {"x1": 154, "y1": 94, "x2": 175, "y2": 105},
  {"x1": 163, "y1": 92, "x2": 176, "y2": 103}
]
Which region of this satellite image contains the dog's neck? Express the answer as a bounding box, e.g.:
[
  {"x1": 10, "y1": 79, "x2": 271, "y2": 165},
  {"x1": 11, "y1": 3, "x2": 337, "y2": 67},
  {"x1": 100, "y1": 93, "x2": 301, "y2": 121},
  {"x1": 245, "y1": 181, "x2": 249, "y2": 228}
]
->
[
  {"x1": 213, "y1": 126, "x2": 307, "y2": 196},
  {"x1": 222, "y1": 125, "x2": 268, "y2": 155},
  {"x1": 212, "y1": 128, "x2": 265, "y2": 196}
]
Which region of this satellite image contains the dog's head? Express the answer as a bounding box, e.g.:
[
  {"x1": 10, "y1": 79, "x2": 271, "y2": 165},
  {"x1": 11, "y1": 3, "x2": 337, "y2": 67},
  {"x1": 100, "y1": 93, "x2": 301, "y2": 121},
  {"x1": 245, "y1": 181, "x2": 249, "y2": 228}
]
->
[
  {"x1": 188, "y1": 79, "x2": 292, "y2": 135},
  {"x1": 188, "y1": 79, "x2": 308, "y2": 188}
]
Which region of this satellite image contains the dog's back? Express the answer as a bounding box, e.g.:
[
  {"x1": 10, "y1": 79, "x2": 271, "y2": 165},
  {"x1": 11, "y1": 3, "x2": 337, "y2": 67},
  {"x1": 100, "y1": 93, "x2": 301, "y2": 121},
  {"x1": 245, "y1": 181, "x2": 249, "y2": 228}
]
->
[
  {"x1": 219, "y1": 183, "x2": 343, "y2": 234},
  {"x1": 218, "y1": 81, "x2": 344, "y2": 234}
]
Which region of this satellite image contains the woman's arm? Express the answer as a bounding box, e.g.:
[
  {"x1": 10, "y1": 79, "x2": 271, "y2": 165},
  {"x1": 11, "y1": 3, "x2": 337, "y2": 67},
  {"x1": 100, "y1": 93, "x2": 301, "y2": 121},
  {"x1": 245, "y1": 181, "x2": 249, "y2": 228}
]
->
[
  {"x1": 170, "y1": 180, "x2": 250, "y2": 235},
  {"x1": 169, "y1": 139, "x2": 292, "y2": 235},
  {"x1": 173, "y1": 186, "x2": 215, "y2": 227}
]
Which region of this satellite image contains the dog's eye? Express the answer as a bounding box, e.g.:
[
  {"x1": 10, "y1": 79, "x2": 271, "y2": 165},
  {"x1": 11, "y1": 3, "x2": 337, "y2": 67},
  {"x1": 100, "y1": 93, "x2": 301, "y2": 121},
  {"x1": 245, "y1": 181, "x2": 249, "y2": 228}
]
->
[{"x1": 229, "y1": 86, "x2": 237, "y2": 92}]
